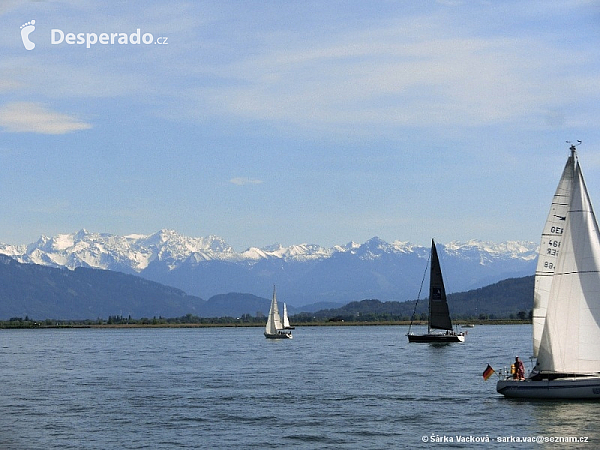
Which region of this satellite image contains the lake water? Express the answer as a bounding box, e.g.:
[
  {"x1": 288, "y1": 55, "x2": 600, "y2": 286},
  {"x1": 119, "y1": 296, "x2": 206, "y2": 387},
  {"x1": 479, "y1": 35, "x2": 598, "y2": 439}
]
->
[{"x1": 1, "y1": 325, "x2": 598, "y2": 449}]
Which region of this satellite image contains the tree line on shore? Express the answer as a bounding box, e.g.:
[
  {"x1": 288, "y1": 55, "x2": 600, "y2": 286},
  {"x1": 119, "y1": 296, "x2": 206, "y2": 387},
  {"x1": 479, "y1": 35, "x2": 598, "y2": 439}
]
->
[{"x1": 0, "y1": 307, "x2": 532, "y2": 329}]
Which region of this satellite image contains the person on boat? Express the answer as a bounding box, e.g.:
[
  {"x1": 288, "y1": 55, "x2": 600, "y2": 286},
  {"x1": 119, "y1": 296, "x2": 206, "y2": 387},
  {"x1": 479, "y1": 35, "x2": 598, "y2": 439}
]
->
[{"x1": 514, "y1": 356, "x2": 525, "y2": 380}]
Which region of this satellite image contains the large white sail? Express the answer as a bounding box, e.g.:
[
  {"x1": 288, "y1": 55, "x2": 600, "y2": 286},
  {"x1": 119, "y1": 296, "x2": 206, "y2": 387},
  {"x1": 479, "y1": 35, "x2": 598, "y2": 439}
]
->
[
  {"x1": 265, "y1": 286, "x2": 283, "y2": 335},
  {"x1": 537, "y1": 159, "x2": 600, "y2": 373},
  {"x1": 532, "y1": 153, "x2": 575, "y2": 356}
]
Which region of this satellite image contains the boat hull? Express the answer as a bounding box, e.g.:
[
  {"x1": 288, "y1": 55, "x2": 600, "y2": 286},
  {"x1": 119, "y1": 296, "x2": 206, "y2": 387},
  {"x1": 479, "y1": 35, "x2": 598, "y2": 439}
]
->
[
  {"x1": 407, "y1": 333, "x2": 465, "y2": 343},
  {"x1": 264, "y1": 332, "x2": 293, "y2": 339},
  {"x1": 496, "y1": 377, "x2": 600, "y2": 399}
]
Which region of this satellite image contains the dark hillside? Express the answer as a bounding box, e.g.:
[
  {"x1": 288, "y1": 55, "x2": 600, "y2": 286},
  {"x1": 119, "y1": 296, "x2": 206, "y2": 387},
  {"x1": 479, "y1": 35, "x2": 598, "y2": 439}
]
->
[
  {"x1": 0, "y1": 255, "x2": 205, "y2": 320},
  {"x1": 303, "y1": 276, "x2": 534, "y2": 321}
]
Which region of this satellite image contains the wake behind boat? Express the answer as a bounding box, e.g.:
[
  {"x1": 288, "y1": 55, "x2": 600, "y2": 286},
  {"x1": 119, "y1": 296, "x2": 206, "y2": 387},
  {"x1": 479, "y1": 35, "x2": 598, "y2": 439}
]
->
[
  {"x1": 407, "y1": 239, "x2": 465, "y2": 343},
  {"x1": 496, "y1": 143, "x2": 600, "y2": 399},
  {"x1": 264, "y1": 285, "x2": 293, "y2": 339}
]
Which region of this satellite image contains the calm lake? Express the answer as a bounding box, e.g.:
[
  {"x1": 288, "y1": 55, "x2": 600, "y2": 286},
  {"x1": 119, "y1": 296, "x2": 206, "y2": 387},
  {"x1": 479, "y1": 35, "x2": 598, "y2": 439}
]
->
[{"x1": 1, "y1": 325, "x2": 598, "y2": 449}]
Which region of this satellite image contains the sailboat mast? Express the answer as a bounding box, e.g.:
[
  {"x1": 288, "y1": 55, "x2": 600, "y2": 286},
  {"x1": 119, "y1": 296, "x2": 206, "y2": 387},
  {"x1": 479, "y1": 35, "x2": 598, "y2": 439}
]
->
[
  {"x1": 428, "y1": 265, "x2": 432, "y2": 334},
  {"x1": 407, "y1": 250, "x2": 431, "y2": 335},
  {"x1": 428, "y1": 240, "x2": 434, "y2": 334},
  {"x1": 427, "y1": 239, "x2": 439, "y2": 334},
  {"x1": 569, "y1": 141, "x2": 579, "y2": 158}
]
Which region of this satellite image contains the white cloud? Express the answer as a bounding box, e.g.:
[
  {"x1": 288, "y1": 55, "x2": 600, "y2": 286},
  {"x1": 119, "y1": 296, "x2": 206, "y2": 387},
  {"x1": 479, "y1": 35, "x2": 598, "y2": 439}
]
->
[
  {"x1": 182, "y1": 13, "x2": 599, "y2": 132},
  {"x1": 4, "y1": 2, "x2": 599, "y2": 136},
  {"x1": 0, "y1": 78, "x2": 22, "y2": 92},
  {"x1": 229, "y1": 177, "x2": 263, "y2": 186},
  {"x1": 0, "y1": 102, "x2": 92, "y2": 134},
  {"x1": 0, "y1": 0, "x2": 22, "y2": 16}
]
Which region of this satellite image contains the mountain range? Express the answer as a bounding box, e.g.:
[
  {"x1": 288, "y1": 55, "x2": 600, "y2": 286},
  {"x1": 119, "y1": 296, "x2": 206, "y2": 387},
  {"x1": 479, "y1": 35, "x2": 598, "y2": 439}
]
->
[
  {"x1": 0, "y1": 252, "x2": 534, "y2": 321},
  {"x1": 0, "y1": 229, "x2": 538, "y2": 306}
]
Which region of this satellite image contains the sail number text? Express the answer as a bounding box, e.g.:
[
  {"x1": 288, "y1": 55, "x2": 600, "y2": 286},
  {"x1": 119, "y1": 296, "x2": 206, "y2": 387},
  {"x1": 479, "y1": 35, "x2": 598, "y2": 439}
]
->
[
  {"x1": 544, "y1": 237, "x2": 561, "y2": 267},
  {"x1": 544, "y1": 239, "x2": 560, "y2": 259}
]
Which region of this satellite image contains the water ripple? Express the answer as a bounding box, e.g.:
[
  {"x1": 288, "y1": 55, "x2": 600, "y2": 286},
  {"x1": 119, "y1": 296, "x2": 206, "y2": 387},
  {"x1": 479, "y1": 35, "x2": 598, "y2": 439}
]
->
[{"x1": 1, "y1": 326, "x2": 599, "y2": 448}]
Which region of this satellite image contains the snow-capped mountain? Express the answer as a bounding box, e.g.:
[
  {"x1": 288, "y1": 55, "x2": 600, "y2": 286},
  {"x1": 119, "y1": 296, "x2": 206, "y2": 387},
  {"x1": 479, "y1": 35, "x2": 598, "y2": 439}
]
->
[
  {"x1": 0, "y1": 230, "x2": 538, "y2": 306},
  {"x1": 9, "y1": 229, "x2": 235, "y2": 272}
]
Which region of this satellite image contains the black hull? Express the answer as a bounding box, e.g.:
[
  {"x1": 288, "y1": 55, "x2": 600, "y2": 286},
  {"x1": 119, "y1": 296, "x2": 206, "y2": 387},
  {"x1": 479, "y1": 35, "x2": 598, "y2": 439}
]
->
[
  {"x1": 407, "y1": 333, "x2": 465, "y2": 343},
  {"x1": 264, "y1": 332, "x2": 293, "y2": 339}
]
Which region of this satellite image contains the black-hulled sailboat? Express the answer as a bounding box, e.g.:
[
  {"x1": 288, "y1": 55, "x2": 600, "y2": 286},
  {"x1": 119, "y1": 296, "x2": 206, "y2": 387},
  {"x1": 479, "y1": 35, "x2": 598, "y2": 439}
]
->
[{"x1": 407, "y1": 239, "x2": 466, "y2": 343}]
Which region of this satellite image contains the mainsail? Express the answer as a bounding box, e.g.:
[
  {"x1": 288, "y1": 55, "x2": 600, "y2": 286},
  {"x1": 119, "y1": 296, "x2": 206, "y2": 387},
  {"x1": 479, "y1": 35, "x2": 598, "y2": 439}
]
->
[
  {"x1": 429, "y1": 240, "x2": 453, "y2": 331},
  {"x1": 536, "y1": 155, "x2": 600, "y2": 374},
  {"x1": 265, "y1": 286, "x2": 283, "y2": 335},
  {"x1": 532, "y1": 153, "x2": 575, "y2": 356}
]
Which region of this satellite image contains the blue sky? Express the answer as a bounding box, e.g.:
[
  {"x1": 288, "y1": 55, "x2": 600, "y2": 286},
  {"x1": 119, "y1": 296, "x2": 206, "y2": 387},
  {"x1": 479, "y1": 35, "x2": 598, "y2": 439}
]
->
[{"x1": 1, "y1": 1, "x2": 600, "y2": 251}]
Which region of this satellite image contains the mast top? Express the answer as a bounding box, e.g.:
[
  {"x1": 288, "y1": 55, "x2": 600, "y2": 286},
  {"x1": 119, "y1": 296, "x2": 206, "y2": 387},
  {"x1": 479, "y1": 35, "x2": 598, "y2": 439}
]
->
[{"x1": 567, "y1": 140, "x2": 582, "y2": 157}]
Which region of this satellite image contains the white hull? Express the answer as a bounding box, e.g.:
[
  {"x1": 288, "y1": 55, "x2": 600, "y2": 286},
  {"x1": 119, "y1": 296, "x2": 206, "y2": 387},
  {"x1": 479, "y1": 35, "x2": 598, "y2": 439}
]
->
[{"x1": 496, "y1": 376, "x2": 600, "y2": 399}]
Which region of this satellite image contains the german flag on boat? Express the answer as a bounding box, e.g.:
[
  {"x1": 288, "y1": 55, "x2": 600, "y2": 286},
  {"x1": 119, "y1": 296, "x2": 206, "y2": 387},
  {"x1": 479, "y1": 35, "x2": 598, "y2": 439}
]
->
[{"x1": 482, "y1": 364, "x2": 495, "y2": 381}]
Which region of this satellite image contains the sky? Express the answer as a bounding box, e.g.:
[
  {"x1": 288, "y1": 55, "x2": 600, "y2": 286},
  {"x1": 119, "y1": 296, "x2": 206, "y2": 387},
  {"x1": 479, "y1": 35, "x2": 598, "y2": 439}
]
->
[{"x1": 1, "y1": 0, "x2": 600, "y2": 251}]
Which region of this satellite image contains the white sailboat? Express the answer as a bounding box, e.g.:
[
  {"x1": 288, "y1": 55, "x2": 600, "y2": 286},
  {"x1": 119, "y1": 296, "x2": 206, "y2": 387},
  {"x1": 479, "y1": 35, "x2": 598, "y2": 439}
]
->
[
  {"x1": 264, "y1": 285, "x2": 292, "y2": 339},
  {"x1": 282, "y1": 303, "x2": 295, "y2": 330},
  {"x1": 497, "y1": 143, "x2": 600, "y2": 399},
  {"x1": 407, "y1": 239, "x2": 466, "y2": 343}
]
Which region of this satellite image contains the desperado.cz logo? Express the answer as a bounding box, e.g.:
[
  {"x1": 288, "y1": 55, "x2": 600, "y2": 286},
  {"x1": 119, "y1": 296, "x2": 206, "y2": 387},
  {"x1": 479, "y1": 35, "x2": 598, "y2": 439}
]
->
[
  {"x1": 20, "y1": 20, "x2": 36, "y2": 50},
  {"x1": 52, "y1": 28, "x2": 168, "y2": 48},
  {"x1": 20, "y1": 19, "x2": 168, "y2": 50}
]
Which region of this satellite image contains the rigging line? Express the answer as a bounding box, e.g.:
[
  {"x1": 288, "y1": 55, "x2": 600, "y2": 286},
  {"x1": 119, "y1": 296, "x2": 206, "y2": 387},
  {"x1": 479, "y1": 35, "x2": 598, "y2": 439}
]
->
[{"x1": 407, "y1": 250, "x2": 431, "y2": 335}]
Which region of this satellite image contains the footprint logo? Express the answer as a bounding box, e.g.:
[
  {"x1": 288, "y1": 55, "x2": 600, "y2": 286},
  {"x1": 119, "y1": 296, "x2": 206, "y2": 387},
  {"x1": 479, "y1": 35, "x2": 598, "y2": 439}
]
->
[{"x1": 20, "y1": 20, "x2": 36, "y2": 50}]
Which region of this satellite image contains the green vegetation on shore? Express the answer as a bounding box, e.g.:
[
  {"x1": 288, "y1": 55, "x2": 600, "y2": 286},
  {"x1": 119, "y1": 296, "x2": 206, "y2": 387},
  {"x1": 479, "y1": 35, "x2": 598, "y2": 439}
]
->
[{"x1": 0, "y1": 312, "x2": 531, "y2": 329}]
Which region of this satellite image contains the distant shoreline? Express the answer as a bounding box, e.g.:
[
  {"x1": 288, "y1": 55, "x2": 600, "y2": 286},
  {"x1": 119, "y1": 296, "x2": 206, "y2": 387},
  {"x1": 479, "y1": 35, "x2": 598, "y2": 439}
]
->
[{"x1": 1, "y1": 320, "x2": 530, "y2": 330}]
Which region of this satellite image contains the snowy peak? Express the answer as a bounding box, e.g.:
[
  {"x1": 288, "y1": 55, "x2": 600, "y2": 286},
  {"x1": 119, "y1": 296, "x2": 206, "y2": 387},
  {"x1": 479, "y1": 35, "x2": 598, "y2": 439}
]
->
[
  {"x1": 442, "y1": 239, "x2": 537, "y2": 264},
  {"x1": 3, "y1": 229, "x2": 238, "y2": 272},
  {"x1": 0, "y1": 230, "x2": 539, "y2": 306},
  {"x1": 241, "y1": 242, "x2": 333, "y2": 262},
  {"x1": 135, "y1": 230, "x2": 235, "y2": 265},
  {"x1": 0, "y1": 231, "x2": 538, "y2": 273}
]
